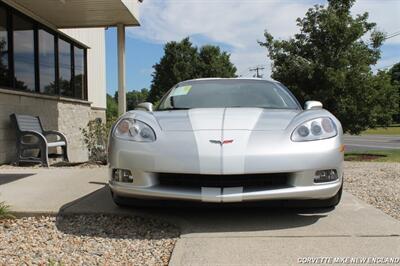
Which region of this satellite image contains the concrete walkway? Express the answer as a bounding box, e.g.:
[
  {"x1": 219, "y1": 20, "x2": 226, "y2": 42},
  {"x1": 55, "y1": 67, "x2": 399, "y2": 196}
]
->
[
  {"x1": 0, "y1": 167, "x2": 399, "y2": 265},
  {"x1": 0, "y1": 167, "x2": 106, "y2": 214},
  {"x1": 169, "y1": 192, "x2": 400, "y2": 265}
]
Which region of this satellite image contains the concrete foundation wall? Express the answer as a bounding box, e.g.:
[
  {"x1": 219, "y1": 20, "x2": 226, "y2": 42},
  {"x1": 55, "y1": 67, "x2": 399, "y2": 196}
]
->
[
  {"x1": 57, "y1": 101, "x2": 91, "y2": 163},
  {"x1": 89, "y1": 108, "x2": 107, "y2": 122},
  {"x1": 0, "y1": 89, "x2": 105, "y2": 164}
]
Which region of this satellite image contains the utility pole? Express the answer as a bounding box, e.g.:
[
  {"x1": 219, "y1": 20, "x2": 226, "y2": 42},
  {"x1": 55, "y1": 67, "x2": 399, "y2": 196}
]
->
[{"x1": 249, "y1": 65, "x2": 265, "y2": 78}]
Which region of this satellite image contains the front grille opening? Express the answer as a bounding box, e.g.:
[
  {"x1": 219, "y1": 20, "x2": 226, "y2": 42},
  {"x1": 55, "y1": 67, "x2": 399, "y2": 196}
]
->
[{"x1": 157, "y1": 173, "x2": 290, "y2": 188}]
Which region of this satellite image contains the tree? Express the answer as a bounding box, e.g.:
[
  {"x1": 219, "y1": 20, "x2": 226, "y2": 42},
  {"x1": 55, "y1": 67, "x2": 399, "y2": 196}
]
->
[
  {"x1": 148, "y1": 38, "x2": 199, "y2": 102},
  {"x1": 126, "y1": 88, "x2": 149, "y2": 110},
  {"x1": 106, "y1": 94, "x2": 118, "y2": 121},
  {"x1": 389, "y1": 63, "x2": 400, "y2": 123},
  {"x1": 389, "y1": 62, "x2": 400, "y2": 83},
  {"x1": 114, "y1": 88, "x2": 150, "y2": 111},
  {"x1": 148, "y1": 38, "x2": 236, "y2": 102},
  {"x1": 198, "y1": 45, "x2": 237, "y2": 78},
  {"x1": 259, "y1": 0, "x2": 399, "y2": 134}
]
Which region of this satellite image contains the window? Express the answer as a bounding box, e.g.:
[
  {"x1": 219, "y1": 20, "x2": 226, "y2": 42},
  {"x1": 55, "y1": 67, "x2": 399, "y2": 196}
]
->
[
  {"x1": 38, "y1": 29, "x2": 55, "y2": 94},
  {"x1": 0, "y1": 6, "x2": 9, "y2": 87},
  {"x1": 58, "y1": 39, "x2": 72, "y2": 97},
  {"x1": 13, "y1": 13, "x2": 35, "y2": 91},
  {"x1": 0, "y1": 2, "x2": 87, "y2": 100},
  {"x1": 74, "y1": 46, "x2": 85, "y2": 99}
]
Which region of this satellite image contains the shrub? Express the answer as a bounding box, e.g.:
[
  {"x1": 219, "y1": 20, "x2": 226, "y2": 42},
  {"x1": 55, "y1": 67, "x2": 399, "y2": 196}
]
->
[
  {"x1": 81, "y1": 118, "x2": 112, "y2": 164},
  {"x1": 0, "y1": 201, "x2": 15, "y2": 220}
]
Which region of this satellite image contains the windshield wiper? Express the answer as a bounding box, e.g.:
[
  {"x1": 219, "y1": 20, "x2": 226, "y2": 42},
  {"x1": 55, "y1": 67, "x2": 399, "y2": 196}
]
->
[
  {"x1": 228, "y1": 106, "x2": 297, "y2": 110},
  {"x1": 158, "y1": 107, "x2": 190, "y2": 111}
]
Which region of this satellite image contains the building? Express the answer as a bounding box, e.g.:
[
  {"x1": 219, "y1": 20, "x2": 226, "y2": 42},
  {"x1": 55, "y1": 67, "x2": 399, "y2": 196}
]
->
[{"x1": 0, "y1": 0, "x2": 139, "y2": 164}]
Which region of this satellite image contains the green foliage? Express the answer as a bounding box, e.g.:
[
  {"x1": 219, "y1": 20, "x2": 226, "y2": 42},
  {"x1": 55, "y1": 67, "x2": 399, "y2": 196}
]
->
[
  {"x1": 198, "y1": 45, "x2": 238, "y2": 78},
  {"x1": 148, "y1": 38, "x2": 199, "y2": 102},
  {"x1": 259, "y1": 0, "x2": 399, "y2": 134},
  {"x1": 80, "y1": 119, "x2": 111, "y2": 164},
  {"x1": 126, "y1": 88, "x2": 149, "y2": 110},
  {"x1": 148, "y1": 37, "x2": 237, "y2": 102},
  {"x1": 112, "y1": 88, "x2": 150, "y2": 113},
  {"x1": 389, "y1": 63, "x2": 400, "y2": 123},
  {"x1": 390, "y1": 63, "x2": 400, "y2": 83},
  {"x1": 106, "y1": 94, "x2": 118, "y2": 121},
  {"x1": 369, "y1": 71, "x2": 399, "y2": 127},
  {"x1": 0, "y1": 201, "x2": 15, "y2": 220}
]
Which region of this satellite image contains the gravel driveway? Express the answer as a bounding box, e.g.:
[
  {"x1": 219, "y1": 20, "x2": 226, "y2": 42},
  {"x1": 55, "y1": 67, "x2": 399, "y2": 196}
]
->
[
  {"x1": 0, "y1": 215, "x2": 179, "y2": 265},
  {"x1": 344, "y1": 161, "x2": 400, "y2": 220}
]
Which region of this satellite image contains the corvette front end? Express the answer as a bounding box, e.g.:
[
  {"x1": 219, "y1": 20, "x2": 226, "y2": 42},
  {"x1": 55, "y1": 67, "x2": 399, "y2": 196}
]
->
[{"x1": 108, "y1": 81, "x2": 344, "y2": 205}]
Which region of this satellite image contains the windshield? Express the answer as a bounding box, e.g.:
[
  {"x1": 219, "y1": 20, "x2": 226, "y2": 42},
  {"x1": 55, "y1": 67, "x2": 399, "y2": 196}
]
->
[{"x1": 157, "y1": 79, "x2": 300, "y2": 110}]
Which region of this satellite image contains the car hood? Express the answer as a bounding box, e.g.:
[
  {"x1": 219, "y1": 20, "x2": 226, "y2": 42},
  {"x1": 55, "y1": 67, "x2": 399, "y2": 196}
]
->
[{"x1": 152, "y1": 108, "x2": 301, "y2": 131}]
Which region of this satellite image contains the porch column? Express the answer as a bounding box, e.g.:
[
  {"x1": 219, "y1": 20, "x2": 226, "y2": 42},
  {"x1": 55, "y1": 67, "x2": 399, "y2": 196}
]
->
[{"x1": 117, "y1": 24, "x2": 126, "y2": 115}]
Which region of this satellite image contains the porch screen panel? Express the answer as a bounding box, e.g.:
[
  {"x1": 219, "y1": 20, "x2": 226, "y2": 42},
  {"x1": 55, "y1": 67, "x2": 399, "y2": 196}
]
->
[
  {"x1": 74, "y1": 46, "x2": 84, "y2": 99},
  {"x1": 0, "y1": 6, "x2": 9, "y2": 87},
  {"x1": 59, "y1": 39, "x2": 72, "y2": 97},
  {"x1": 13, "y1": 14, "x2": 35, "y2": 91},
  {"x1": 38, "y1": 29, "x2": 56, "y2": 94}
]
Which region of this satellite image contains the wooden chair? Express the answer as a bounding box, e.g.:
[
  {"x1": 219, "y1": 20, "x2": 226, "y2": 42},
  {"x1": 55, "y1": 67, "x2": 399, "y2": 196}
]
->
[{"x1": 10, "y1": 114, "x2": 69, "y2": 167}]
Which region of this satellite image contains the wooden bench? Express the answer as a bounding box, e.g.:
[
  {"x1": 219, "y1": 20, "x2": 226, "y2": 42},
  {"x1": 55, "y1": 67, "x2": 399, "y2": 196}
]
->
[{"x1": 10, "y1": 114, "x2": 69, "y2": 167}]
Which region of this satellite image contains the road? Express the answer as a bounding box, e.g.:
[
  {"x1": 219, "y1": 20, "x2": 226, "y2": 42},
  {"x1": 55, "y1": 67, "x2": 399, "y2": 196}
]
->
[{"x1": 344, "y1": 134, "x2": 400, "y2": 151}]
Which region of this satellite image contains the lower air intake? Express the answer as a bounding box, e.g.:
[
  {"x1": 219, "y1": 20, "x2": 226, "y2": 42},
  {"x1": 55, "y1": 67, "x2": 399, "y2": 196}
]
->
[{"x1": 157, "y1": 173, "x2": 290, "y2": 188}]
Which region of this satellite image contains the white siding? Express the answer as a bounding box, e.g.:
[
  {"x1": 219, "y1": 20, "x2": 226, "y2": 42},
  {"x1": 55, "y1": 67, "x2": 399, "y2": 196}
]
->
[{"x1": 61, "y1": 28, "x2": 107, "y2": 109}]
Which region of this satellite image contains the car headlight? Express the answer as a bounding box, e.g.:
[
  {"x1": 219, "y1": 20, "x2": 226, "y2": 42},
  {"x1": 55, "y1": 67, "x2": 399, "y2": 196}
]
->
[
  {"x1": 114, "y1": 118, "x2": 156, "y2": 142},
  {"x1": 291, "y1": 117, "x2": 337, "y2": 142}
]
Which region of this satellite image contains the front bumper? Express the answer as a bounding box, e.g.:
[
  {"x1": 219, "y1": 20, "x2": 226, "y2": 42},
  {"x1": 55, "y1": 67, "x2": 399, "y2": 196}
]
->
[
  {"x1": 109, "y1": 178, "x2": 342, "y2": 203},
  {"x1": 108, "y1": 131, "x2": 344, "y2": 203}
]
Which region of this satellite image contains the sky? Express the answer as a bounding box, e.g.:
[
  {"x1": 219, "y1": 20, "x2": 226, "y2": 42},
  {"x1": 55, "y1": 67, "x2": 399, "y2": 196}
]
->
[{"x1": 106, "y1": 0, "x2": 400, "y2": 95}]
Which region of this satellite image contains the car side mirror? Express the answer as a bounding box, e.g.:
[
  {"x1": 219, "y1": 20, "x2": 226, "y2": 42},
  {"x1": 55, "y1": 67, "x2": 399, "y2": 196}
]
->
[
  {"x1": 304, "y1": 101, "x2": 323, "y2": 110},
  {"x1": 136, "y1": 102, "x2": 153, "y2": 112}
]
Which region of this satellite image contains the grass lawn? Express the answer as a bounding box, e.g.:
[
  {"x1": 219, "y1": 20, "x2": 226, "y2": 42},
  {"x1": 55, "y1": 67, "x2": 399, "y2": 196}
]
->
[
  {"x1": 362, "y1": 124, "x2": 400, "y2": 135},
  {"x1": 345, "y1": 149, "x2": 400, "y2": 162}
]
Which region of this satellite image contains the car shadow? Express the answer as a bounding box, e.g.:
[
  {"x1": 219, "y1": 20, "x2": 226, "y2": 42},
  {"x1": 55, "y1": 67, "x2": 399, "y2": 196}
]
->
[
  {"x1": 55, "y1": 212, "x2": 180, "y2": 240},
  {"x1": 57, "y1": 185, "x2": 332, "y2": 238},
  {"x1": 0, "y1": 173, "x2": 36, "y2": 185}
]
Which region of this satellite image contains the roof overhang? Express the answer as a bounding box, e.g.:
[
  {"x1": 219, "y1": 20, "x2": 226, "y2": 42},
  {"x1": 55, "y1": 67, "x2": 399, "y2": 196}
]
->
[{"x1": 4, "y1": 0, "x2": 140, "y2": 28}]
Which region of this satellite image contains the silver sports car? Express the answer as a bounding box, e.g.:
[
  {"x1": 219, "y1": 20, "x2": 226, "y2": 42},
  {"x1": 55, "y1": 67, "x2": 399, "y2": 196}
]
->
[{"x1": 108, "y1": 78, "x2": 344, "y2": 207}]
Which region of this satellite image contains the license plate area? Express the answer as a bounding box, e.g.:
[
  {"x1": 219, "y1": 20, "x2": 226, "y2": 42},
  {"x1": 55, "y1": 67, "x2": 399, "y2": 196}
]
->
[{"x1": 201, "y1": 186, "x2": 243, "y2": 203}]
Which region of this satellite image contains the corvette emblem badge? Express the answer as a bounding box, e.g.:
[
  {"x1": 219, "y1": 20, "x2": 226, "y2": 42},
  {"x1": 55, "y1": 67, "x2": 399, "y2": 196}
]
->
[{"x1": 209, "y1": 139, "x2": 234, "y2": 145}]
